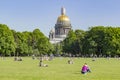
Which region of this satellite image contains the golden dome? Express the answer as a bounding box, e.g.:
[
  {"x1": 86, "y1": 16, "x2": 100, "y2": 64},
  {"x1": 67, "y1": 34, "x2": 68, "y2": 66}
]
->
[{"x1": 57, "y1": 15, "x2": 70, "y2": 22}]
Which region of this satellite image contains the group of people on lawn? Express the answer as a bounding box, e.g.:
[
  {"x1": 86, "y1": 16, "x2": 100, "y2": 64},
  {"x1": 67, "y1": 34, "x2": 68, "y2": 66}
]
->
[{"x1": 33, "y1": 55, "x2": 91, "y2": 74}]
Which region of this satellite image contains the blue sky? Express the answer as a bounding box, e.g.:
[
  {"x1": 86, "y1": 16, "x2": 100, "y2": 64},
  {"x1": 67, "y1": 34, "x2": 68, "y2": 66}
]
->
[{"x1": 0, "y1": 0, "x2": 120, "y2": 37}]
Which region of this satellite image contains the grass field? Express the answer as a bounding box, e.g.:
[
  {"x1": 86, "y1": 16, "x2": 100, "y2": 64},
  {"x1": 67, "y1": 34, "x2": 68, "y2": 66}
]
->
[{"x1": 0, "y1": 57, "x2": 120, "y2": 80}]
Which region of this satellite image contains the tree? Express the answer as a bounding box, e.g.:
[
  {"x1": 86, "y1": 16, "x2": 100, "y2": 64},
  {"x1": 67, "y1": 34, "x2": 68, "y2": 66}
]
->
[
  {"x1": 82, "y1": 26, "x2": 120, "y2": 57},
  {"x1": 82, "y1": 26, "x2": 106, "y2": 56},
  {"x1": 74, "y1": 29, "x2": 86, "y2": 55},
  {"x1": 32, "y1": 29, "x2": 53, "y2": 56},
  {"x1": 0, "y1": 24, "x2": 16, "y2": 56},
  {"x1": 62, "y1": 30, "x2": 77, "y2": 55}
]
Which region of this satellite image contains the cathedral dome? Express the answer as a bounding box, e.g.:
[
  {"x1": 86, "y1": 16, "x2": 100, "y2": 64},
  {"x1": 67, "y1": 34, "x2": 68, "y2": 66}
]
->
[
  {"x1": 49, "y1": 7, "x2": 72, "y2": 44},
  {"x1": 57, "y1": 15, "x2": 70, "y2": 22},
  {"x1": 56, "y1": 7, "x2": 71, "y2": 25}
]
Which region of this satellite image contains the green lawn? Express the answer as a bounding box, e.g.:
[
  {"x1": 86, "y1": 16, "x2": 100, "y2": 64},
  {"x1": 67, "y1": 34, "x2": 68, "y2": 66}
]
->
[{"x1": 0, "y1": 57, "x2": 120, "y2": 80}]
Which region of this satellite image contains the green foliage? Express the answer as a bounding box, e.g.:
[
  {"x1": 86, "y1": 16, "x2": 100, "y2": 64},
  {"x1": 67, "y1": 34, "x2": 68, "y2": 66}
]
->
[
  {"x1": 82, "y1": 26, "x2": 120, "y2": 56},
  {"x1": 32, "y1": 29, "x2": 53, "y2": 55},
  {"x1": 1, "y1": 23, "x2": 120, "y2": 57},
  {"x1": 74, "y1": 30, "x2": 86, "y2": 54},
  {"x1": 53, "y1": 43, "x2": 62, "y2": 55},
  {"x1": 0, "y1": 24, "x2": 16, "y2": 56},
  {"x1": 62, "y1": 26, "x2": 120, "y2": 57},
  {"x1": 0, "y1": 24, "x2": 53, "y2": 56},
  {"x1": 62, "y1": 30, "x2": 77, "y2": 54}
]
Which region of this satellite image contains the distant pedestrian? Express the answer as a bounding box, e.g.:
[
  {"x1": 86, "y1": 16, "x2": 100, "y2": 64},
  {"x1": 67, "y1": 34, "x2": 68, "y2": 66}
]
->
[
  {"x1": 68, "y1": 58, "x2": 73, "y2": 64},
  {"x1": 32, "y1": 54, "x2": 35, "y2": 60}
]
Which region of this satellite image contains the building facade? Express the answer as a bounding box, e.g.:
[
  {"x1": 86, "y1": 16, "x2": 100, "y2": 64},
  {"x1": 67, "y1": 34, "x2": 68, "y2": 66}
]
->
[{"x1": 49, "y1": 7, "x2": 72, "y2": 44}]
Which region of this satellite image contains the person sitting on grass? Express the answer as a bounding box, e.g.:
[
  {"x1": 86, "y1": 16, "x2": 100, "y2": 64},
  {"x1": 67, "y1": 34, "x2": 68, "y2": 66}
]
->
[
  {"x1": 39, "y1": 57, "x2": 48, "y2": 67},
  {"x1": 81, "y1": 63, "x2": 91, "y2": 74},
  {"x1": 68, "y1": 58, "x2": 73, "y2": 64}
]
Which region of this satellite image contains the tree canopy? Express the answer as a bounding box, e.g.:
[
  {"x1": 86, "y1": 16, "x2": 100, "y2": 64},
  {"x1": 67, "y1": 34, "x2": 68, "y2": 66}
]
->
[
  {"x1": 0, "y1": 24, "x2": 120, "y2": 57},
  {"x1": 0, "y1": 24, "x2": 54, "y2": 56},
  {"x1": 62, "y1": 26, "x2": 120, "y2": 57}
]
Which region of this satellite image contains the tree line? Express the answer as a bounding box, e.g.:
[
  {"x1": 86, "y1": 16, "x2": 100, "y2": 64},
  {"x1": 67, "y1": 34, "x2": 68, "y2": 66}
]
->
[
  {"x1": 62, "y1": 26, "x2": 120, "y2": 57},
  {"x1": 0, "y1": 24, "x2": 120, "y2": 57},
  {"x1": 0, "y1": 24, "x2": 54, "y2": 57}
]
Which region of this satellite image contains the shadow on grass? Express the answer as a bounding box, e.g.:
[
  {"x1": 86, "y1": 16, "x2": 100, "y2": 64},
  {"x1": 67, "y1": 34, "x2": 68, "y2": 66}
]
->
[{"x1": 74, "y1": 71, "x2": 81, "y2": 74}]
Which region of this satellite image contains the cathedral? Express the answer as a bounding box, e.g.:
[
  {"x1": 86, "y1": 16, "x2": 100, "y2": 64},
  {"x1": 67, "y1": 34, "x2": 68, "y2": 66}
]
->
[{"x1": 49, "y1": 7, "x2": 72, "y2": 44}]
